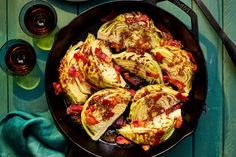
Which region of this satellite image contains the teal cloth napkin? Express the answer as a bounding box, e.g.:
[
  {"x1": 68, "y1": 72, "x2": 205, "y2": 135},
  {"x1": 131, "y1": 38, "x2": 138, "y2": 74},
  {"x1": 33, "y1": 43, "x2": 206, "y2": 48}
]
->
[{"x1": 0, "y1": 111, "x2": 68, "y2": 157}]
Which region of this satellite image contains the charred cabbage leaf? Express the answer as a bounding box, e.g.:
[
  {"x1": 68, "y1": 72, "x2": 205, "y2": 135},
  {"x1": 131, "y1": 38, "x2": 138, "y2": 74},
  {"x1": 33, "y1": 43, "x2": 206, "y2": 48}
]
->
[
  {"x1": 81, "y1": 88, "x2": 132, "y2": 140},
  {"x1": 97, "y1": 12, "x2": 162, "y2": 53},
  {"x1": 112, "y1": 51, "x2": 163, "y2": 84},
  {"x1": 119, "y1": 84, "x2": 185, "y2": 146},
  {"x1": 79, "y1": 34, "x2": 126, "y2": 88},
  {"x1": 58, "y1": 40, "x2": 92, "y2": 104},
  {"x1": 151, "y1": 46, "x2": 197, "y2": 94}
]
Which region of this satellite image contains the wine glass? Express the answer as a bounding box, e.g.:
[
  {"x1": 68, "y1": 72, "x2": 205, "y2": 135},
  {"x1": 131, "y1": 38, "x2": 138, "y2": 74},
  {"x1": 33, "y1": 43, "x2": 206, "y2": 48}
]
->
[
  {"x1": 0, "y1": 39, "x2": 40, "y2": 90},
  {"x1": 19, "y1": 0, "x2": 58, "y2": 51}
]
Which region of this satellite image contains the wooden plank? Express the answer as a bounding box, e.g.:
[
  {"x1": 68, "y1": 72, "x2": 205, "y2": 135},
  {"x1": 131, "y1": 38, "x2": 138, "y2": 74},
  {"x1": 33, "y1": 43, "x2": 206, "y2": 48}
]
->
[
  {"x1": 193, "y1": 0, "x2": 223, "y2": 156},
  {"x1": 222, "y1": 0, "x2": 236, "y2": 157},
  {"x1": 0, "y1": 0, "x2": 8, "y2": 120},
  {"x1": 6, "y1": 0, "x2": 77, "y2": 113}
]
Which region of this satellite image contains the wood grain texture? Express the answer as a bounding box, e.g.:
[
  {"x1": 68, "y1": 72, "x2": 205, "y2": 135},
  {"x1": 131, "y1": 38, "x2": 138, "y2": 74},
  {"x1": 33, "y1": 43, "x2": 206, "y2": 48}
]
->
[
  {"x1": 193, "y1": 0, "x2": 223, "y2": 156},
  {"x1": 0, "y1": 0, "x2": 8, "y2": 120},
  {"x1": 223, "y1": 0, "x2": 236, "y2": 157}
]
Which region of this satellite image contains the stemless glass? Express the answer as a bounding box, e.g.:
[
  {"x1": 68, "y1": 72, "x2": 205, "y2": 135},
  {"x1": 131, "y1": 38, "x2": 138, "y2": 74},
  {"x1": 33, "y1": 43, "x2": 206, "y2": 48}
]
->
[
  {"x1": 19, "y1": 0, "x2": 58, "y2": 51},
  {"x1": 0, "y1": 39, "x2": 40, "y2": 90}
]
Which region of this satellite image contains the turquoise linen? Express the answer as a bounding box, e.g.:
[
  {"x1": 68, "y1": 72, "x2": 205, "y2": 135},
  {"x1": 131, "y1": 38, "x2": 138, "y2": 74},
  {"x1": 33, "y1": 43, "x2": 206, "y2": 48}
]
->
[{"x1": 0, "y1": 111, "x2": 68, "y2": 157}]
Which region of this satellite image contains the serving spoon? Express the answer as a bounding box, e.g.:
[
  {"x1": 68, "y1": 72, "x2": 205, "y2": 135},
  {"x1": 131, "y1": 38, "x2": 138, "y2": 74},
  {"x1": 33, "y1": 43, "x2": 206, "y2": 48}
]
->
[{"x1": 194, "y1": 0, "x2": 236, "y2": 66}]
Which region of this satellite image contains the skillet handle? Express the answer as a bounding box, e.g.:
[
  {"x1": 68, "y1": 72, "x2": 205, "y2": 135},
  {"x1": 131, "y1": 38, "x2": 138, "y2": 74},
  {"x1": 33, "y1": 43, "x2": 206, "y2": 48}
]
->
[{"x1": 148, "y1": 0, "x2": 199, "y2": 41}]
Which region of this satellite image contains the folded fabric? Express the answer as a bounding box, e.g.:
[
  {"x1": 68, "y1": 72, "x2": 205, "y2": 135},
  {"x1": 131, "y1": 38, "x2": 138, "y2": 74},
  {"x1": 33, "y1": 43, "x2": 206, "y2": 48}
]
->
[{"x1": 0, "y1": 111, "x2": 68, "y2": 157}]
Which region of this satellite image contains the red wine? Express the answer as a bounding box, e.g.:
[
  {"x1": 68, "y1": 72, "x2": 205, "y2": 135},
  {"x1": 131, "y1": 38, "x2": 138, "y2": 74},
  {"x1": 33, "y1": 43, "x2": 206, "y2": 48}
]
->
[
  {"x1": 20, "y1": 1, "x2": 57, "y2": 38},
  {"x1": 0, "y1": 40, "x2": 36, "y2": 76}
]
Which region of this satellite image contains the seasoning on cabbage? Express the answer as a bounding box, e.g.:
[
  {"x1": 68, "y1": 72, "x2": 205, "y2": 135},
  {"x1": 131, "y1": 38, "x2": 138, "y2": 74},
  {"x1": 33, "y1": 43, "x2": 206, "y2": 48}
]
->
[
  {"x1": 97, "y1": 12, "x2": 162, "y2": 54},
  {"x1": 112, "y1": 51, "x2": 163, "y2": 84},
  {"x1": 81, "y1": 88, "x2": 132, "y2": 141},
  {"x1": 151, "y1": 46, "x2": 197, "y2": 94},
  {"x1": 118, "y1": 84, "x2": 185, "y2": 150}
]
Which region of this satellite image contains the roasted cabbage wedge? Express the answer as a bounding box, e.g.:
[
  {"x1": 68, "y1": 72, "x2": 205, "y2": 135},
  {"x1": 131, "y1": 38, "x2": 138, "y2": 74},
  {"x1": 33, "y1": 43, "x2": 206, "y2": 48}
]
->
[
  {"x1": 97, "y1": 12, "x2": 162, "y2": 53},
  {"x1": 119, "y1": 109, "x2": 181, "y2": 146},
  {"x1": 79, "y1": 34, "x2": 126, "y2": 88},
  {"x1": 112, "y1": 51, "x2": 163, "y2": 84},
  {"x1": 119, "y1": 84, "x2": 185, "y2": 147},
  {"x1": 58, "y1": 40, "x2": 92, "y2": 104},
  {"x1": 81, "y1": 88, "x2": 132, "y2": 140},
  {"x1": 151, "y1": 46, "x2": 197, "y2": 94}
]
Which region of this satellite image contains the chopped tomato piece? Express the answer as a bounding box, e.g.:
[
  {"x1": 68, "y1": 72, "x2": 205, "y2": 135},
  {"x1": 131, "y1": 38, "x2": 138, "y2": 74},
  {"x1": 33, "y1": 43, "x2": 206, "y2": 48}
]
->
[
  {"x1": 175, "y1": 116, "x2": 183, "y2": 129},
  {"x1": 142, "y1": 145, "x2": 151, "y2": 151},
  {"x1": 53, "y1": 82, "x2": 62, "y2": 95},
  {"x1": 86, "y1": 115, "x2": 99, "y2": 125},
  {"x1": 116, "y1": 136, "x2": 132, "y2": 145}
]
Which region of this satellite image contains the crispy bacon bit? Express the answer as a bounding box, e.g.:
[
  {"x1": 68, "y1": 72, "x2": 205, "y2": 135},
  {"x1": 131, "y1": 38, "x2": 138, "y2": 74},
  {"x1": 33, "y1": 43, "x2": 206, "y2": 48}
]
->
[
  {"x1": 142, "y1": 145, "x2": 151, "y2": 151},
  {"x1": 103, "y1": 110, "x2": 115, "y2": 120},
  {"x1": 113, "y1": 64, "x2": 123, "y2": 73},
  {"x1": 116, "y1": 136, "x2": 132, "y2": 145},
  {"x1": 110, "y1": 43, "x2": 124, "y2": 52},
  {"x1": 73, "y1": 53, "x2": 89, "y2": 63},
  {"x1": 95, "y1": 47, "x2": 111, "y2": 63},
  {"x1": 53, "y1": 82, "x2": 62, "y2": 95},
  {"x1": 86, "y1": 115, "x2": 99, "y2": 125},
  {"x1": 152, "y1": 93, "x2": 163, "y2": 101},
  {"x1": 175, "y1": 92, "x2": 189, "y2": 102},
  {"x1": 187, "y1": 53, "x2": 198, "y2": 72},
  {"x1": 165, "y1": 103, "x2": 183, "y2": 115},
  {"x1": 86, "y1": 106, "x2": 99, "y2": 125},
  {"x1": 102, "y1": 98, "x2": 118, "y2": 107},
  {"x1": 125, "y1": 14, "x2": 149, "y2": 24},
  {"x1": 67, "y1": 104, "x2": 83, "y2": 115},
  {"x1": 154, "y1": 52, "x2": 165, "y2": 63},
  {"x1": 146, "y1": 71, "x2": 160, "y2": 78},
  {"x1": 69, "y1": 66, "x2": 76, "y2": 77},
  {"x1": 132, "y1": 120, "x2": 145, "y2": 127},
  {"x1": 127, "y1": 89, "x2": 136, "y2": 97},
  {"x1": 175, "y1": 116, "x2": 183, "y2": 129},
  {"x1": 124, "y1": 72, "x2": 142, "y2": 86},
  {"x1": 163, "y1": 76, "x2": 185, "y2": 92}
]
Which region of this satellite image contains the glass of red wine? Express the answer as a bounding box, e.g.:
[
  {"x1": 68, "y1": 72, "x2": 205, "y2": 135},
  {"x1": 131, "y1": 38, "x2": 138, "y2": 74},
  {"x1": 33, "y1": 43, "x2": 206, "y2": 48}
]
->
[
  {"x1": 0, "y1": 39, "x2": 40, "y2": 90},
  {"x1": 19, "y1": 0, "x2": 58, "y2": 51}
]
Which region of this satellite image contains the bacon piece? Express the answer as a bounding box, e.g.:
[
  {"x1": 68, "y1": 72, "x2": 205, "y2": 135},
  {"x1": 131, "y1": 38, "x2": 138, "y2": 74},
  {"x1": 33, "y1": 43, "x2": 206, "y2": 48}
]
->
[{"x1": 53, "y1": 82, "x2": 62, "y2": 95}]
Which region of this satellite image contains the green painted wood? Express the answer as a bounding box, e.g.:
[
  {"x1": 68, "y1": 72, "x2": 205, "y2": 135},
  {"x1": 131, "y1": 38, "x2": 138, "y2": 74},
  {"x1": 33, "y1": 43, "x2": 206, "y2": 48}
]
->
[
  {"x1": 0, "y1": 0, "x2": 8, "y2": 120},
  {"x1": 6, "y1": 0, "x2": 77, "y2": 114},
  {"x1": 193, "y1": 0, "x2": 223, "y2": 156},
  {"x1": 223, "y1": 0, "x2": 236, "y2": 157}
]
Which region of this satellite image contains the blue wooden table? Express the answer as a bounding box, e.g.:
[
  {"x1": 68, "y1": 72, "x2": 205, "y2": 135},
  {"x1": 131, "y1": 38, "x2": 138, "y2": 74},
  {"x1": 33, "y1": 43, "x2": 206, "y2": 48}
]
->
[{"x1": 1, "y1": 0, "x2": 236, "y2": 156}]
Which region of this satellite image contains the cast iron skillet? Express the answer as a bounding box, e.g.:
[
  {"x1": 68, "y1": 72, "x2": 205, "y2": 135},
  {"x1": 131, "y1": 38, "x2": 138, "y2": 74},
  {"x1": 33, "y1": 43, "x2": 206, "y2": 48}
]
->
[{"x1": 45, "y1": 0, "x2": 207, "y2": 156}]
